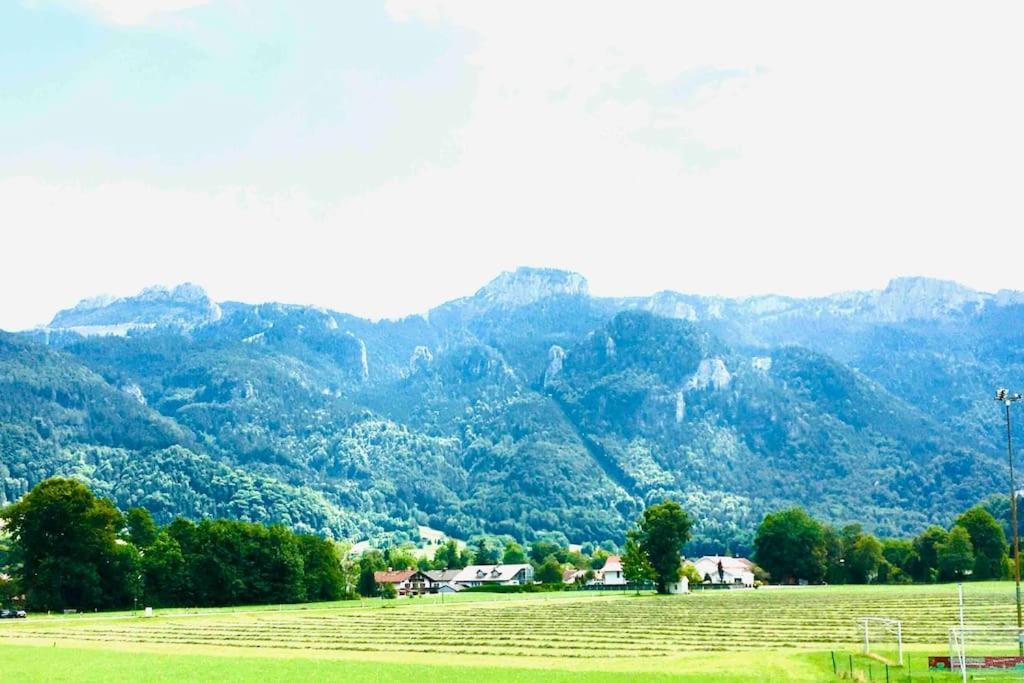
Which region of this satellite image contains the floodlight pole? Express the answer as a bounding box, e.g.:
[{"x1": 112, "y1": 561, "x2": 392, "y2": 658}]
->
[
  {"x1": 999, "y1": 391, "x2": 1024, "y2": 654},
  {"x1": 958, "y1": 583, "x2": 967, "y2": 683}
]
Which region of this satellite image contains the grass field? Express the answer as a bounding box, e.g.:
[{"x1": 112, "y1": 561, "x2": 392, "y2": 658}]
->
[{"x1": 2, "y1": 583, "x2": 1022, "y2": 681}]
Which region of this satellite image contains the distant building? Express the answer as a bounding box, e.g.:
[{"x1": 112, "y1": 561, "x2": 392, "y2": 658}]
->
[
  {"x1": 563, "y1": 568, "x2": 588, "y2": 584},
  {"x1": 423, "y1": 569, "x2": 461, "y2": 593},
  {"x1": 598, "y1": 555, "x2": 626, "y2": 586},
  {"x1": 436, "y1": 582, "x2": 464, "y2": 594},
  {"x1": 452, "y1": 564, "x2": 534, "y2": 588},
  {"x1": 691, "y1": 556, "x2": 755, "y2": 587},
  {"x1": 373, "y1": 569, "x2": 431, "y2": 596},
  {"x1": 667, "y1": 576, "x2": 690, "y2": 594},
  {"x1": 348, "y1": 540, "x2": 372, "y2": 557}
]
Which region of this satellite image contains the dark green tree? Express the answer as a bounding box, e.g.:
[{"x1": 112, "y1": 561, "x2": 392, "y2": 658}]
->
[
  {"x1": 955, "y1": 506, "x2": 1008, "y2": 580},
  {"x1": 103, "y1": 542, "x2": 142, "y2": 609},
  {"x1": 472, "y1": 539, "x2": 499, "y2": 565},
  {"x1": 911, "y1": 526, "x2": 949, "y2": 582},
  {"x1": 357, "y1": 550, "x2": 385, "y2": 597},
  {"x1": 632, "y1": 500, "x2": 693, "y2": 594},
  {"x1": 879, "y1": 539, "x2": 916, "y2": 584},
  {"x1": 753, "y1": 508, "x2": 826, "y2": 584},
  {"x1": 938, "y1": 526, "x2": 975, "y2": 581},
  {"x1": 297, "y1": 535, "x2": 346, "y2": 602},
  {"x1": 536, "y1": 555, "x2": 564, "y2": 584},
  {"x1": 502, "y1": 541, "x2": 527, "y2": 564},
  {"x1": 1, "y1": 478, "x2": 124, "y2": 610},
  {"x1": 383, "y1": 546, "x2": 417, "y2": 571},
  {"x1": 125, "y1": 507, "x2": 158, "y2": 549},
  {"x1": 823, "y1": 525, "x2": 846, "y2": 584},
  {"x1": 529, "y1": 540, "x2": 563, "y2": 565},
  {"x1": 142, "y1": 531, "x2": 187, "y2": 607},
  {"x1": 847, "y1": 534, "x2": 883, "y2": 584},
  {"x1": 432, "y1": 540, "x2": 467, "y2": 570}
]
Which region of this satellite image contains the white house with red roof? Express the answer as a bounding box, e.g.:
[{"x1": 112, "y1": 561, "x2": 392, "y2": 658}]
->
[
  {"x1": 373, "y1": 569, "x2": 431, "y2": 596},
  {"x1": 692, "y1": 555, "x2": 755, "y2": 587},
  {"x1": 597, "y1": 554, "x2": 626, "y2": 586}
]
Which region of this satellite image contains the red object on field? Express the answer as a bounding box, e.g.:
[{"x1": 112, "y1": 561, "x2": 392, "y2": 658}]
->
[{"x1": 929, "y1": 655, "x2": 1024, "y2": 670}]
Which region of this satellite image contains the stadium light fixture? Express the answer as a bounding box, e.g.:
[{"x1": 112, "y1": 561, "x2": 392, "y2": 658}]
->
[{"x1": 996, "y1": 388, "x2": 1024, "y2": 654}]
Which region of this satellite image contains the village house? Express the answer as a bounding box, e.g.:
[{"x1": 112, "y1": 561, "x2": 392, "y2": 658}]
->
[
  {"x1": 562, "y1": 568, "x2": 588, "y2": 585},
  {"x1": 596, "y1": 555, "x2": 626, "y2": 586},
  {"x1": 452, "y1": 564, "x2": 534, "y2": 588},
  {"x1": 373, "y1": 569, "x2": 431, "y2": 596},
  {"x1": 423, "y1": 569, "x2": 461, "y2": 593},
  {"x1": 691, "y1": 556, "x2": 755, "y2": 587}
]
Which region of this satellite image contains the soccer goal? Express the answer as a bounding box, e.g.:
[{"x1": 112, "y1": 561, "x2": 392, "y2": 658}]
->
[
  {"x1": 859, "y1": 617, "x2": 903, "y2": 665},
  {"x1": 945, "y1": 626, "x2": 1024, "y2": 679}
]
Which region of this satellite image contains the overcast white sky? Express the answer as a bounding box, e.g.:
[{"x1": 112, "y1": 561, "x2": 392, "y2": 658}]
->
[{"x1": 2, "y1": 1, "x2": 1024, "y2": 330}]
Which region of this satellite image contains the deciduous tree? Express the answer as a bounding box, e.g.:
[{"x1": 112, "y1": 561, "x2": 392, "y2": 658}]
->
[
  {"x1": 632, "y1": 500, "x2": 693, "y2": 594},
  {"x1": 1, "y1": 478, "x2": 124, "y2": 610},
  {"x1": 938, "y1": 526, "x2": 974, "y2": 581},
  {"x1": 753, "y1": 508, "x2": 826, "y2": 584},
  {"x1": 621, "y1": 536, "x2": 654, "y2": 592},
  {"x1": 955, "y1": 507, "x2": 1008, "y2": 580}
]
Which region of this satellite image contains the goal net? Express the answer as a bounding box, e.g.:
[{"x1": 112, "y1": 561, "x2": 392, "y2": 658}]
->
[
  {"x1": 859, "y1": 617, "x2": 903, "y2": 665},
  {"x1": 943, "y1": 626, "x2": 1024, "y2": 675}
]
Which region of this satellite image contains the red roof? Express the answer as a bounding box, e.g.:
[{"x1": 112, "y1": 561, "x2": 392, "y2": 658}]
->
[
  {"x1": 602, "y1": 555, "x2": 623, "y2": 572},
  {"x1": 374, "y1": 570, "x2": 416, "y2": 584}
]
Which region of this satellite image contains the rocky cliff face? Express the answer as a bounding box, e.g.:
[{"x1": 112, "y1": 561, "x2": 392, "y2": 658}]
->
[
  {"x1": 474, "y1": 267, "x2": 589, "y2": 307},
  {"x1": 48, "y1": 283, "x2": 221, "y2": 335}
]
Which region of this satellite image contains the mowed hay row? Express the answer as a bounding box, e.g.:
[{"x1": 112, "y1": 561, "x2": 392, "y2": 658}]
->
[{"x1": 1, "y1": 586, "x2": 1018, "y2": 658}]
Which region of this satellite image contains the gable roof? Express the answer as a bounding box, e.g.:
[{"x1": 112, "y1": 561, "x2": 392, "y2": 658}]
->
[
  {"x1": 373, "y1": 570, "x2": 417, "y2": 584},
  {"x1": 695, "y1": 556, "x2": 754, "y2": 572},
  {"x1": 563, "y1": 568, "x2": 586, "y2": 583},
  {"x1": 453, "y1": 564, "x2": 531, "y2": 583},
  {"x1": 424, "y1": 569, "x2": 461, "y2": 583},
  {"x1": 602, "y1": 555, "x2": 623, "y2": 573}
]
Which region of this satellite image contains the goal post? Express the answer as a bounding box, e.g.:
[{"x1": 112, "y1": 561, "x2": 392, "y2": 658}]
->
[
  {"x1": 858, "y1": 617, "x2": 903, "y2": 665},
  {"x1": 945, "y1": 626, "x2": 1024, "y2": 679}
]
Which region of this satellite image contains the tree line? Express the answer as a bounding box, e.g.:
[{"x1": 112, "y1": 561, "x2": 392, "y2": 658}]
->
[
  {"x1": 1, "y1": 476, "x2": 1012, "y2": 612},
  {"x1": 753, "y1": 504, "x2": 1010, "y2": 585},
  {"x1": 0, "y1": 478, "x2": 353, "y2": 611}
]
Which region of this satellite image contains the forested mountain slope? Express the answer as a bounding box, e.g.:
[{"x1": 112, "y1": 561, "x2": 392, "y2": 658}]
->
[{"x1": 2, "y1": 268, "x2": 1019, "y2": 552}]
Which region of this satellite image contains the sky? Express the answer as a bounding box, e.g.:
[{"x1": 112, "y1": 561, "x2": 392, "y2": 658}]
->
[{"x1": 2, "y1": 1, "x2": 1024, "y2": 330}]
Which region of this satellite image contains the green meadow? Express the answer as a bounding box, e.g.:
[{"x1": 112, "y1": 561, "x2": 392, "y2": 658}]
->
[{"x1": 2, "y1": 583, "x2": 1022, "y2": 681}]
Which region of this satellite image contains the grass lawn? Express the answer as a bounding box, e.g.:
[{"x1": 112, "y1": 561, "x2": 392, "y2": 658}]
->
[
  {"x1": 2, "y1": 582, "x2": 1022, "y2": 681},
  {"x1": 0, "y1": 644, "x2": 837, "y2": 682}
]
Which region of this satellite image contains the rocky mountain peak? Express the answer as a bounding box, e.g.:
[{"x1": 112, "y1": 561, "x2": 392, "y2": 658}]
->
[
  {"x1": 49, "y1": 282, "x2": 221, "y2": 335},
  {"x1": 473, "y1": 267, "x2": 589, "y2": 308},
  {"x1": 873, "y1": 276, "x2": 987, "y2": 321}
]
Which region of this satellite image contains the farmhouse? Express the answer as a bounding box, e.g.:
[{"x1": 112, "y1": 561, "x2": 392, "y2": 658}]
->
[
  {"x1": 423, "y1": 569, "x2": 461, "y2": 593},
  {"x1": 596, "y1": 555, "x2": 626, "y2": 586},
  {"x1": 453, "y1": 564, "x2": 534, "y2": 587},
  {"x1": 373, "y1": 569, "x2": 431, "y2": 596},
  {"x1": 692, "y1": 556, "x2": 755, "y2": 587}
]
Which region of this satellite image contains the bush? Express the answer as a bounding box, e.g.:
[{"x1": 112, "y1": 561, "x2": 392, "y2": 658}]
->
[
  {"x1": 462, "y1": 583, "x2": 564, "y2": 594},
  {"x1": 380, "y1": 582, "x2": 398, "y2": 599}
]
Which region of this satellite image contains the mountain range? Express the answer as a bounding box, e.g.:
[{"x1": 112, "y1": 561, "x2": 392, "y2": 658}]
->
[{"x1": 1, "y1": 267, "x2": 1019, "y2": 553}]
